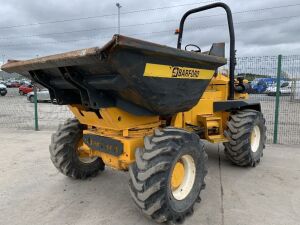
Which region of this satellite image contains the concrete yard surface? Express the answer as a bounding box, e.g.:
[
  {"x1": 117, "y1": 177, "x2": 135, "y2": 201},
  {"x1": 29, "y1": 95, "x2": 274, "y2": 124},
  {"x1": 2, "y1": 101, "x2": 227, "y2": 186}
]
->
[{"x1": 0, "y1": 129, "x2": 299, "y2": 225}]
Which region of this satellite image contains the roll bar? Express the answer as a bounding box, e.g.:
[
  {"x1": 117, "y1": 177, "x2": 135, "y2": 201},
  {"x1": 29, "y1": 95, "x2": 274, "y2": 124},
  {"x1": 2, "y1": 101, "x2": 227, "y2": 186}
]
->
[{"x1": 177, "y1": 2, "x2": 236, "y2": 100}]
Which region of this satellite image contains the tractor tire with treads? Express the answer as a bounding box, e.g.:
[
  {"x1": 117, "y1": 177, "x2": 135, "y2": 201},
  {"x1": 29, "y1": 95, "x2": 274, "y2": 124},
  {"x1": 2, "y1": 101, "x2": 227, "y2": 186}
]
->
[
  {"x1": 224, "y1": 109, "x2": 266, "y2": 167},
  {"x1": 49, "y1": 118, "x2": 105, "y2": 179},
  {"x1": 129, "y1": 127, "x2": 207, "y2": 223}
]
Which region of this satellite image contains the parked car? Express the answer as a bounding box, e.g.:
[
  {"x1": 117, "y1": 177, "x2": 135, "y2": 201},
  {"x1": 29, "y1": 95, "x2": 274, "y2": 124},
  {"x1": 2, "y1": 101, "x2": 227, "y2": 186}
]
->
[
  {"x1": 266, "y1": 81, "x2": 292, "y2": 96},
  {"x1": 6, "y1": 80, "x2": 21, "y2": 88},
  {"x1": 11, "y1": 81, "x2": 21, "y2": 88},
  {"x1": 0, "y1": 83, "x2": 7, "y2": 96},
  {"x1": 19, "y1": 84, "x2": 33, "y2": 95},
  {"x1": 250, "y1": 78, "x2": 276, "y2": 94},
  {"x1": 27, "y1": 89, "x2": 51, "y2": 103},
  {"x1": 19, "y1": 80, "x2": 31, "y2": 85},
  {"x1": 5, "y1": 81, "x2": 12, "y2": 87}
]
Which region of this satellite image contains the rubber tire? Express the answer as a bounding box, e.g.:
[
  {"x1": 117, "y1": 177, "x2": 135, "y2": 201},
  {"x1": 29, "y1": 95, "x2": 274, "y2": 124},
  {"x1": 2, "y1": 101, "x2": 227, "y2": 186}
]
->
[
  {"x1": 49, "y1": 118, "x2": 105, "y2": 179},
  {"x1": 0, "y1": 92, "x2": 6, "y2": 96},
  {"x1": 29, "y1": 96, "x2": 35, "y2": 103},
  {"x1": 129, "y1": 127, "x2": 207, "y2": 223},
  {"x1": 224, "y1": 109, "x2": 266, "y2": 167},
  {"x1": 19, "y1": 90, "x2": 24, "y2": 95}
]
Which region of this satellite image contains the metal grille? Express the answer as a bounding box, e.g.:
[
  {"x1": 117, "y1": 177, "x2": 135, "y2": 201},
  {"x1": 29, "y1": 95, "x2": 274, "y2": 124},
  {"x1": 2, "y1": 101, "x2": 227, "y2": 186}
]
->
[
  {"x1": 235, "y1": 55, "x2": 300, "y2": 144},
  {"x1": 0, "y1": 90, "x2": 72, "y2": 130}
]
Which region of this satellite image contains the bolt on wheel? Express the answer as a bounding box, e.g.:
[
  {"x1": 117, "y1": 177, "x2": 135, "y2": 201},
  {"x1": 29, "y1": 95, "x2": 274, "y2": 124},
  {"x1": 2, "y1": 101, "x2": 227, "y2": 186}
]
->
[
  {"x1": 49, "y1": 118, "x2": 105, "y2": 179},
  {"x1": 224, "y1": 109, "x2": 266, "y2": 167},
  {"x1": 129, "y1": 128, "x2": 207, "y2": 223}
]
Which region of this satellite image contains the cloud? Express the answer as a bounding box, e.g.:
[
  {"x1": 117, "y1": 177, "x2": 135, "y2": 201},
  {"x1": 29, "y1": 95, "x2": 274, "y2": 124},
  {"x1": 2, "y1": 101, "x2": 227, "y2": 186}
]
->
[{"x1": 0, "y1": 0, "x2": 299, "y2": 60}]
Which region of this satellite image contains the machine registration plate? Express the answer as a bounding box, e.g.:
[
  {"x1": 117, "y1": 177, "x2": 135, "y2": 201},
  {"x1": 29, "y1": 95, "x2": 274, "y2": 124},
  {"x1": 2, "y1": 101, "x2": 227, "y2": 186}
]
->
[{"x1": 83, "y1": 134, "x2": 123, "y2": 156}]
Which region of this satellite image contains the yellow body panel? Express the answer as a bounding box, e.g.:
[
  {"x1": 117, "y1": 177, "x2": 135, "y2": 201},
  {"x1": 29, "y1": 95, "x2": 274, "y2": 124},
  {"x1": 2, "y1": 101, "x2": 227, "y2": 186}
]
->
[
  {"x1": 69, "y1": 106, "x2": 160, "y2": 170},
  {"x1": 69, "y1": 73, "x2": 248, "y2": 170},
  {"x1": 171, "y1": 73, "x2": 246, "y2": 142},
  {"x1": 83, "y1": 129, "x2": 145, "y2": 170},
  {"x1": 69, "y1": 106, "x2": 160, "y2": 131}
]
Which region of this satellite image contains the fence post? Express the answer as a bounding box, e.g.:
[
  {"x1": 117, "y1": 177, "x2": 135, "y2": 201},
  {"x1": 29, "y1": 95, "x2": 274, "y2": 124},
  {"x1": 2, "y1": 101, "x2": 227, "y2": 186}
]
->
[
  {"x1": 273, "y1": 54, "x2": 282, "y2": 144},
  {"x1": 33, "y1": 85, "x2": 39, "y2": 131}
]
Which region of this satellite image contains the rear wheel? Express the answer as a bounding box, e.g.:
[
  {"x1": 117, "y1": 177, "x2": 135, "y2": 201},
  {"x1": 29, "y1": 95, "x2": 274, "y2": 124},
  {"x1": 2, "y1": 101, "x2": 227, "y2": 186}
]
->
[
  {"x1": 224, "y1": 109, "x2": 266, "y2": 167},
  {"x1": 49, "y1": 118, "x2": 105, "y2": 179},
  {"x1": 129, "y1": 127, "x2": 207, "y2": 223}
]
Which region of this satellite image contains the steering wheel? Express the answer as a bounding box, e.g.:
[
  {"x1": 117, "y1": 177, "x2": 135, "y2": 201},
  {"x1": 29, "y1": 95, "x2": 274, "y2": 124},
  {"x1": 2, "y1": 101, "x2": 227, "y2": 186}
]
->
[{"x1": 185, "y1": 44, "x2": 201, "y2": 52}]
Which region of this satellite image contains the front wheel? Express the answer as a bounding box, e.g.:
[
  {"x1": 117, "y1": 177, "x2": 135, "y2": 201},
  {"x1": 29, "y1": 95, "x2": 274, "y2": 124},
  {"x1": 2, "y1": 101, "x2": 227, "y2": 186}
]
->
[
  {"x1": 49, "y1": 118, "x2": 105, "y2": 179},
  {"x1": 129, "y1": 128, "x2": 207, "y2": 223},
  {"x1": 224, "y1": 109, "x2": 266, "y2": 167}
]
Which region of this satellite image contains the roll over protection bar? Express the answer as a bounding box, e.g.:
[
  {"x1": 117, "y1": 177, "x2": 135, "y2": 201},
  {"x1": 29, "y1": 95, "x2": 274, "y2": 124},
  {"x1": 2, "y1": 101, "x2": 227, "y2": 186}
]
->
[{"x1": 177, "y1": 2, "x2": 236, "y2": 100}]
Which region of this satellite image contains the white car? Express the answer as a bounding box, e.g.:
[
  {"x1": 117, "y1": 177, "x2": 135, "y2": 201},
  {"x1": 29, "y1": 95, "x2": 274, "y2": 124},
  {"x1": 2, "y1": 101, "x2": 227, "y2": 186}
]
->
[
  {"x1": 27, "y1": 89, "x2": 51, "y2": 102},
  {"x1": 266, "y1": 82, "x2": 292, "y2": 96}
]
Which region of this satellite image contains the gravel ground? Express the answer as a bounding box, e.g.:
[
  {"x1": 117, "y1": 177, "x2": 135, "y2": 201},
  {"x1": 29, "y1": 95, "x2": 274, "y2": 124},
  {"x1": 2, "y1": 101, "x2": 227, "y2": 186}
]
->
[
  {"x1": 0, "y1": 88, "x2": 299, "y2": 144},
  {"x1": 0, "y1": 129, "x2": 299, "y2": 225}
]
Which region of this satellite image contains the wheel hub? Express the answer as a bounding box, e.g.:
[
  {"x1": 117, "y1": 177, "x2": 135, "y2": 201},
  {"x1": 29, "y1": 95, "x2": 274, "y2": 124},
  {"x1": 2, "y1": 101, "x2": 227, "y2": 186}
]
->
[
  {"x1": 250, "y1": 125, "x2": 261, "y2": 153},
  {"x1": 171, "y1": 162, "x2": 185, "y2": 190},
  {"x1": 171, "y1": 154, "x2": 196, "y2": 200},
  {"x1": 76, "y1": 139, "x2": 98, "y2": 163}
]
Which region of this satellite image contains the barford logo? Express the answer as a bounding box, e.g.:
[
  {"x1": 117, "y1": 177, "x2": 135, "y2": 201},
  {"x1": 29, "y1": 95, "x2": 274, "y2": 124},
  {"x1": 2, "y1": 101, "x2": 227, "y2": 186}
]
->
[
  {"x1": 171, "y1": 67, "x2": 200, "y2": 78},
  {"x1": 143, "y1": 63, "x2": 214, "y2": 80}
]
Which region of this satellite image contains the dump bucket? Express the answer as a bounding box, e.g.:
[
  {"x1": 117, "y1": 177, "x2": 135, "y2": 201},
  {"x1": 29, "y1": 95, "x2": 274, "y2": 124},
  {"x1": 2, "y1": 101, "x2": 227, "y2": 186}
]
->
[{"x1": 2, "y1": 35, "x2": 227, "y2": 115}]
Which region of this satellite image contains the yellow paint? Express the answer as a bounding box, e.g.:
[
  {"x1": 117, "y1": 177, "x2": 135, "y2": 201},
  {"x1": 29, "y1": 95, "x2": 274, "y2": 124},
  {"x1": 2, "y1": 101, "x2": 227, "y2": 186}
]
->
[
  {"x1": 76, "y1": 139, "x2": 91, "y2": 158},
  {"x1": 67, "y1": 72, "x2": 250, "y2": 171},
  {"x1": 83, "y1": 130, "x2": 146, "y2": 170},
  {"x1": 67, "y1": 107, "x2": 160, "y2": 170},
  {"x1": 171, "y1": 73, "x2": 244, "y2": 143},
  {"x1": 171, "y1": 112, "x2": 184, "y2": 128},
  {"x1": 68, "y1": 106, "x2": 160, "y2": 130},
  {"x1": 171, "y1": 162, "x2": 185, "y2": 190},
  {"x1": 143, "y1": 63, "x2": 215, "y2": 80},
  {"x1": 83, "y1": 129, "x2": 145, "y2": 170}
]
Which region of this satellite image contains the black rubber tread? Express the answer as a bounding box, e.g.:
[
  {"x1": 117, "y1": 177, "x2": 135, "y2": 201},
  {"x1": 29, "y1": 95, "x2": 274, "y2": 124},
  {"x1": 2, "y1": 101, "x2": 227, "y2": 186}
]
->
[
  {"x1": 49, "y1": 118, "x2": 105, "y2": 179},
  {"x1": 129, "y1": 127, "x2": 207, "y2": 224},
  {"x1": 29, "y1": 95, "x2": 35, "y2": 103},
  {"x1": 224, "y1": 109, "x2": 266, "y2": 167}
]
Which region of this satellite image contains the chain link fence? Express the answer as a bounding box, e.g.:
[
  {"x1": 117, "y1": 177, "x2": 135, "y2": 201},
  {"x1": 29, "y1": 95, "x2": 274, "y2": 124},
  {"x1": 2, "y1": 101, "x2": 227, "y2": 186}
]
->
[
  {"x1": 0, "y1": 89, "x2": 72, "y2": 130},
  {"x1": 0, "y1": 55, "x2": 299, "y2": 144},
  {"x1": 235, "y1": 55, "x2": 300, "y2": 144}
]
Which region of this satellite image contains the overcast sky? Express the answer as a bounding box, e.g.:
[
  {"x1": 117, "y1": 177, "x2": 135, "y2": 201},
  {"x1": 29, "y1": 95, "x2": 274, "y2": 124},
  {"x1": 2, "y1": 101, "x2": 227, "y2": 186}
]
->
[{"x1": 0, "y1": 0, "x2": 300, "y2": 61}]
